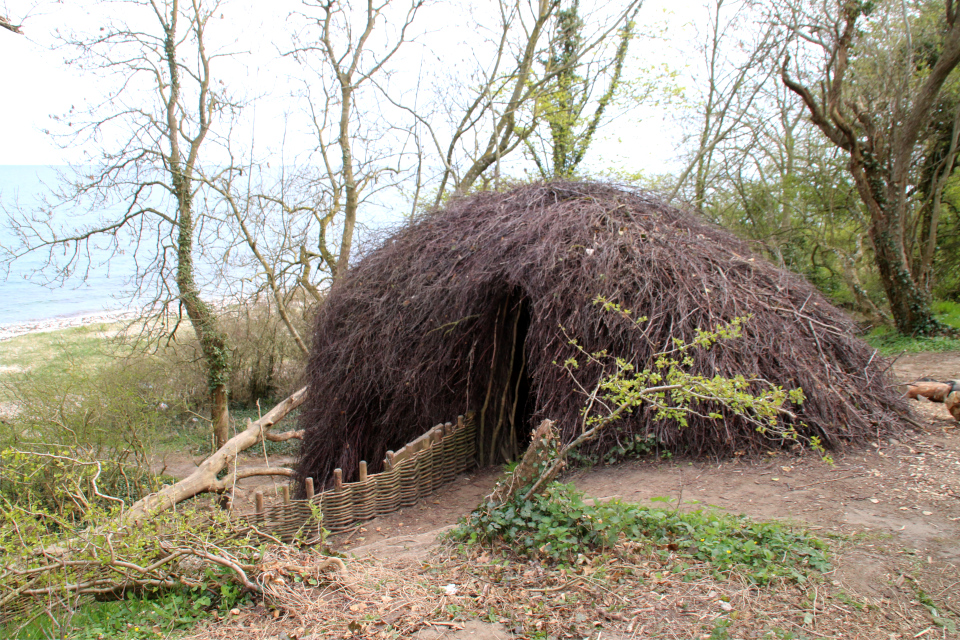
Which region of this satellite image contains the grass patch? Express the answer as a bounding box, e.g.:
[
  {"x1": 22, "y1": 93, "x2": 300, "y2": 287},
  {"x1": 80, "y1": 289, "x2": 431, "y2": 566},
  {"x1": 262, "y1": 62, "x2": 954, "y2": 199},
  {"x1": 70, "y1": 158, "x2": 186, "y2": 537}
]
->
[
  {"x1": 2, "y1": 569, "x2": 252, "y2": 640},
  {"x1": 0, "y1": 323, "x2": 130, "y2": 401},
  {"x1": 863, "y1": 300, "x2": 960, "y2": 355},
  {"x1": 452, "y1": 482, "x2": 830, "y2": 585},
  {"x1": 0, "y1": 321, "x2": 297, "y2": 459},
  {"x1": 935, "y1": 299, "x2": 960, "y2": 329}
]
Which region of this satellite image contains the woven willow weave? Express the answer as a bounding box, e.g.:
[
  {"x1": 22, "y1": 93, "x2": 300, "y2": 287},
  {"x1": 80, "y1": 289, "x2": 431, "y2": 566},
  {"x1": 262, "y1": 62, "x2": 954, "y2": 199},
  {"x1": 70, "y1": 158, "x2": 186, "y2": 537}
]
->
[{"x1": 240, "y1": 414, "x2": 476, "y2": 541}]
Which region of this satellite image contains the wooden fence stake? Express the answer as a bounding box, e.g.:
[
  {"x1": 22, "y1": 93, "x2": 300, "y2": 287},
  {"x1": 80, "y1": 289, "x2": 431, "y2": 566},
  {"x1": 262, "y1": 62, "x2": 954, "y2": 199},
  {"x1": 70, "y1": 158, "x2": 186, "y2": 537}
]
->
[
  {"x1": 334, "y1": 468, "x2": 343, "y2": 491},
  {"x1": 359, "y1": 461, "x2": 368, "y2": 482},
  {"x1": 255, "y1": 491, "x2": 264, "y2": 514},
  {"x1": 282, "y1": 485, "x2": 290, "y2": 504},
  {"x1": 305, "y1": 477, "x2": 315, "y2": 500}
]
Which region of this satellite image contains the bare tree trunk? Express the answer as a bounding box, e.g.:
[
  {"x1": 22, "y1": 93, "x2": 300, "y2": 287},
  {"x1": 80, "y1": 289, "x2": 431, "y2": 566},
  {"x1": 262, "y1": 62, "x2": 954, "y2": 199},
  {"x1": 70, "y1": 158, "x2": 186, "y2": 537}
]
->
[
  {"x1": 454, "y1": 0, "x2": 554, "y2": 196},
  {"x1": 335, "y1": 88, "x2": 359, "y2": 280},
  {"x1": 293, "y1": 0, "x2": 423, "y2": 283},
  {"x1": 667, "y1": 0, "x2": 780, "y2": 206}
]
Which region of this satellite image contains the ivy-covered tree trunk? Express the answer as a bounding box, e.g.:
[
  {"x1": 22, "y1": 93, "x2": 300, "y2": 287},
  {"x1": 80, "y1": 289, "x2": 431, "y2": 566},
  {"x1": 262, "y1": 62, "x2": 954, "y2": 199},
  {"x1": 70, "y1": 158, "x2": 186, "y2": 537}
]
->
[
  {"x1": 164, "y1": 2, "x2": 231, "y2": 448},
  {"x1": 535, "y1": 0, "x2": 636, "y2": 179},
  {"x1": 780, "y1": 0, "x2": 960, "y2": 336},
  {"x1": 851, "y1": 160, "x2": 939, "y2": 336}
]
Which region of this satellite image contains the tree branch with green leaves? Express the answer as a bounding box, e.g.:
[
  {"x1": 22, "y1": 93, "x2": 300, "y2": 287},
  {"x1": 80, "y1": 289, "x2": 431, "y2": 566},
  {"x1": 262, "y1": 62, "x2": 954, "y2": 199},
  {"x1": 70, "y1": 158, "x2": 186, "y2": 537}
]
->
[{"x1": 508, "y1": 298, "x2": 821, "y2": 505}]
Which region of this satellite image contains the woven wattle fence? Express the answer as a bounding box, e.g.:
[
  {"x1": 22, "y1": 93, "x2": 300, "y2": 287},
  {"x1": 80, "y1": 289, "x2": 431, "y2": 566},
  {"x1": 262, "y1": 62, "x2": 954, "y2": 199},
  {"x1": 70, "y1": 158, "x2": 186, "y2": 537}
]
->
[{"x1": 239, "y1": 413, "x2": 477, "y2": 541}]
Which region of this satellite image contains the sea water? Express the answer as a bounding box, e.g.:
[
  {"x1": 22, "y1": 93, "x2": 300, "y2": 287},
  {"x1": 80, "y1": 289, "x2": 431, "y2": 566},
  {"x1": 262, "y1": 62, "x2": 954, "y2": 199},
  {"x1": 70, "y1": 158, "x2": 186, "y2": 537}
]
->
[{"x1": 0, "y1": 165, "x2": 138, "y2": 324}]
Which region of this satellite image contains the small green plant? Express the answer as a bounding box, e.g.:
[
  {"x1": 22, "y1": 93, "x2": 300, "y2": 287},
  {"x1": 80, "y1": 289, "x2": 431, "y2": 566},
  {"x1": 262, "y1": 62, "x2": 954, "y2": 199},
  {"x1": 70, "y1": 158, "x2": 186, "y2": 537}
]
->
[
  {"x1": 453, "y1": 482, "x2": 830, "y2": 584},
  {"x1": 296, "y1": 500, "x2": 329, "y2": 546},
  {"x1": 706, "y1": 618, "x2": 732, "y2": 640},
  {"x1": 569, "y1": 433, "x2": 661, "y2": 466},
  {"x1": 761, "y1": 629, "x2": 807, "y2": 640},
  {"x1": 910, "y1": 579, "x2": 957, "y2": 632},
  {"x1": 833, "y1": 589, "x2": 865, "y2": 611},
  {"x1": 2, "y1": 577, "x2": 252, "y2": 640}
]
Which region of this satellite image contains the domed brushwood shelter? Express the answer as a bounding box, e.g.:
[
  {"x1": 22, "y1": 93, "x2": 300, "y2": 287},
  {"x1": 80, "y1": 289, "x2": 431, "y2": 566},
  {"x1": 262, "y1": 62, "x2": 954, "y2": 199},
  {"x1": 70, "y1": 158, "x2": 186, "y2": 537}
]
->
[{"x1": 296, "y1": 182, "x2": 908, "y2": 488}]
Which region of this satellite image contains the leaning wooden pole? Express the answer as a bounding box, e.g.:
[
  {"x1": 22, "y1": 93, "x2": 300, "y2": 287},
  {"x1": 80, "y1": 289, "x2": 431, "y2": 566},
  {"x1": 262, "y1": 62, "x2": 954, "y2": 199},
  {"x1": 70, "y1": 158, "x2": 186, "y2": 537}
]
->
[{"x1": 482, "y1": 419, "x2": 559, "y2": 508}]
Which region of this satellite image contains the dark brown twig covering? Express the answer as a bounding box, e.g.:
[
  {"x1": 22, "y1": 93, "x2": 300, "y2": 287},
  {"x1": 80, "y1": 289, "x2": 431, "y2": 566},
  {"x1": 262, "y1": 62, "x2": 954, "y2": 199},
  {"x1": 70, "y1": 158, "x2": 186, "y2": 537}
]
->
[{"x1": 296, "y1": 182, "x2": 908, "y2": 489}]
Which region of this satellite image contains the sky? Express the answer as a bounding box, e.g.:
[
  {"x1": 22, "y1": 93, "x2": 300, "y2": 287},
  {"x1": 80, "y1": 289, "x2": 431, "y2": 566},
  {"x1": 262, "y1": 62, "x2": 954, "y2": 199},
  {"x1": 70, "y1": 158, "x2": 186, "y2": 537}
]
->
[
  {"x1": 0, "y1": 0, "x2": 705, "y2": 176},
  {"x1": 0, "y1": 0, "x2": 296, "y2": 164},
  {"x1": 0, "y1": 0, "x2": 728, "y2": 323},
  {"x1": 2, "y1": 8, "x2": 79, "y2": 165}
]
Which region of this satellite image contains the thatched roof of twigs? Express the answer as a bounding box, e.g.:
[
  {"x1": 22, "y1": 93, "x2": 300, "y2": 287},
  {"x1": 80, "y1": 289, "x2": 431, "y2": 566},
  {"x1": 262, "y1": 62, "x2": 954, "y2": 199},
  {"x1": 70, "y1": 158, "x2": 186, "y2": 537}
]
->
[{"x1": 296, "y1": 182, "x2": 908, "y2": 487}]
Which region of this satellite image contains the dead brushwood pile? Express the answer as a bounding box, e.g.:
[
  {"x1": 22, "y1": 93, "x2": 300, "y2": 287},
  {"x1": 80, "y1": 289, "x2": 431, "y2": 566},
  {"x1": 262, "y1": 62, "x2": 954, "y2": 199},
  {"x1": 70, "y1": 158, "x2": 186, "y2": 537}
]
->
[{"x1": 296, "y1": 182, "x2": 908, "y2": 488}]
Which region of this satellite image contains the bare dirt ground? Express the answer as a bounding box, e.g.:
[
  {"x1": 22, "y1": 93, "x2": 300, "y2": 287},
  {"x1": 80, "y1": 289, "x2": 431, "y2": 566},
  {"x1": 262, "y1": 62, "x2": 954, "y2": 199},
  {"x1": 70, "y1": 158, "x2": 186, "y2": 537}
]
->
[{"x1": 187, "y1": 352, "x2": 960, "y2": 640}]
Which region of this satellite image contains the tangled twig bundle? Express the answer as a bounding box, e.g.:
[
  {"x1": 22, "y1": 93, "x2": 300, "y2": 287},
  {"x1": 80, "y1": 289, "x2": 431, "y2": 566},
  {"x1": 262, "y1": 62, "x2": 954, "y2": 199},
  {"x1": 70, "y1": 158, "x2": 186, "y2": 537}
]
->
[{"x1": 296, "y1": 182, "x2": 908, "y2": 488}]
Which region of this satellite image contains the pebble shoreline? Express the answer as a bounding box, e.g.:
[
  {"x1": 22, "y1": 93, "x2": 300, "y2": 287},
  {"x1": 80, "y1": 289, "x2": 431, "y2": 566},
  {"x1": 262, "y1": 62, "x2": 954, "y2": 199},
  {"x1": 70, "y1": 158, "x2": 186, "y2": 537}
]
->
[{"x1": 0, "y1": 310, "x2": 141, "y2": 342}]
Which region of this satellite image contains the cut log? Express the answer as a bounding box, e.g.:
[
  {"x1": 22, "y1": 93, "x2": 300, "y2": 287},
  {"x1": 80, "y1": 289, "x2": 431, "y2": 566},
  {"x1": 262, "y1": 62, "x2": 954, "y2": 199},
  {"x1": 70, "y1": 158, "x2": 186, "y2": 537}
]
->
[
  {"x1": 947, "y1": 390, "x2": 960, "y2": 422},
  {"x1": 906, "y1": 379, "x2": 960, "y2": 422},
  {"x1": 906, "y1": 378, "x2": 956, "y2": 403}
]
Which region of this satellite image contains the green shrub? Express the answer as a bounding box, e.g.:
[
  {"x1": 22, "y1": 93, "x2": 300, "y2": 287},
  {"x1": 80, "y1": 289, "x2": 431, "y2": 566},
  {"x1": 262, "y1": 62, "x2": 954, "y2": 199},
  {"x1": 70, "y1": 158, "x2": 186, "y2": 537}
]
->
[
  {"x1": 0, "y1": 451, "x2": 265, "y2": 640},
  {"x1": 223, "y1": 302, "x2": 308, "y2": 406},
  {"x1": 0, "y1": 448, "x2": 171, "y2": 525},
  {"x1": 0, "y1": 353, "x2": 178, "y2": 511},
  {"x1": 453, "y1": 482, "x2": 830, "y2": 584},
  {"x1": 140, "y1": 301, "x2": 310, "y2": 411},
  {"x1": 0, "y1": 303, "x2": 312, "y2": 639},
  {"x1": 0, "y1": 496, "x2": 260, "y2": 640}
]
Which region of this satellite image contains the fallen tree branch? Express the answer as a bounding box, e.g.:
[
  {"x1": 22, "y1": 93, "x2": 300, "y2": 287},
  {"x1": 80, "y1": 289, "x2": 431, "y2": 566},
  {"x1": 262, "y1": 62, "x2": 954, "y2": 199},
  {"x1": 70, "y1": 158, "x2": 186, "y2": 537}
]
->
[
  {"x1": 265, "y1": 429, "x2": 305, "y2": 442},
  {"x1": 229, "y1": 467, "x2": 295, "y2": 482},
  {"x1": 120, "y1": 386, "x2": 308, "y2": 525}
]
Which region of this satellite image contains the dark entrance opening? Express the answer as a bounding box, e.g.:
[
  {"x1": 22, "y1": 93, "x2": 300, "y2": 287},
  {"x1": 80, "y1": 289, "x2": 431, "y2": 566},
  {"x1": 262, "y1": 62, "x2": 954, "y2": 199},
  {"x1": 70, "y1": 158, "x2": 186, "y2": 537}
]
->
[{"x1": 476, "y1": 289, "x2": 534, "y2": 466}]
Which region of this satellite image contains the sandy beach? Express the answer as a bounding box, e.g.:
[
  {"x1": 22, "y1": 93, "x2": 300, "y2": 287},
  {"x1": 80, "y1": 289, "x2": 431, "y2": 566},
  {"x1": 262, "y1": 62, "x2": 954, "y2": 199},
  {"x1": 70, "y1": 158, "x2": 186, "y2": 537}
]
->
[{"x1": 0, "y1": 309, "x2": 141, "y2": 342}]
